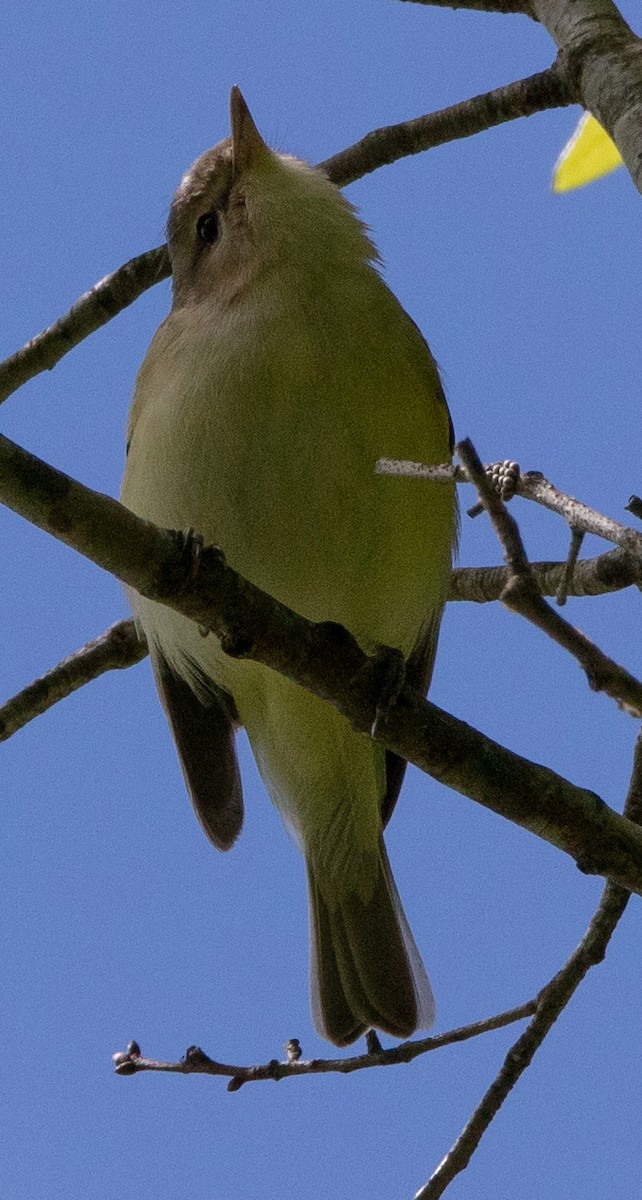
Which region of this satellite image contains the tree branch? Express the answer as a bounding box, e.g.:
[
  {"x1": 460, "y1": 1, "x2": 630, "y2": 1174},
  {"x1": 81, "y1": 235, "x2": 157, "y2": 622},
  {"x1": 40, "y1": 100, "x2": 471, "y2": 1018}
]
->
[
  {"x1": 0, "y1": 247, "x2": 169, "y2": 405},
  {"x1": 0, "y1": 67, "x2": 571, "y2": 406},
  {"x1": 4, "y1": 537, "x2": 638, "y2": 742},
  {"x1": 417, "y1": 884, "x2": 630, "y2": 1197},
  {"x1": 450, "y1": 548, "x2": 642, "y2": 602},
  {"x1": 112, "y1": 1001, "x2": 536, "y2": 1086},
  {"x1": 400, "y1": 0, "x2": 533, "y2": 14},
  {"x1": 402, "y1": 0, "x2": 642, "y2": 197},
  {"x1": 415, "y1": 726, "x2": 642, "y2": 1198},
  {"x1": 2, "y1": 431, "x2": 642, "y2": 893},
  {"x1": 378, "y1": 458, "x2": 642, "y2": 559},
  {"x1": 518, "y1": 470, "x2": 642, "y2": 555},
  {"x1": 0, "y1": 620, "x2": 145, "y2": 741},
  {"x1": 320, "y1": 64, "x2": 571, "y2": 186},
  {"x1": 530, "y1": 0, "x2": 642, "y2": 193},
  {"x1": 457, "y1": 439, "x2": 642, "y2": 717}
]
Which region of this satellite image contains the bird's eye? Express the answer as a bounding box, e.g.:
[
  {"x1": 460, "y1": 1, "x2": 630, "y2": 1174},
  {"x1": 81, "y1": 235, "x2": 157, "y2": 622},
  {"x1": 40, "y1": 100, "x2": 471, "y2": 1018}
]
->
[{"x1": 197, "y1": 212, "x2": 220, "y2": 245}]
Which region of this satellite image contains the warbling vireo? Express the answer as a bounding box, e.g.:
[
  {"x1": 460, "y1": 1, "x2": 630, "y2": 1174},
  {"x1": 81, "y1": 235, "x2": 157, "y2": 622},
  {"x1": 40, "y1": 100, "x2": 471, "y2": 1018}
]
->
[{"x1": 121, "y1": 87, "x2": 456, "y2": 1046}]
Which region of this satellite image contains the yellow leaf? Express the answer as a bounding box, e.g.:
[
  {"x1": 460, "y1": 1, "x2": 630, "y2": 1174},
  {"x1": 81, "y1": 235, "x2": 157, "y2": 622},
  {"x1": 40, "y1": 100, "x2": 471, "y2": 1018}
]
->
[{"x1": 552, "y1": 113, "x2": 623, "y2": 193}]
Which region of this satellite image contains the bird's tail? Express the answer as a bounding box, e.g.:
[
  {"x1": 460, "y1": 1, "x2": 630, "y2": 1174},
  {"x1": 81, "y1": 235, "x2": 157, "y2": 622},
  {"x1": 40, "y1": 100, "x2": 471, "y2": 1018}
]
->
[{"x1": 306, "y1": 836, "x2": 435, "y2": 1046}]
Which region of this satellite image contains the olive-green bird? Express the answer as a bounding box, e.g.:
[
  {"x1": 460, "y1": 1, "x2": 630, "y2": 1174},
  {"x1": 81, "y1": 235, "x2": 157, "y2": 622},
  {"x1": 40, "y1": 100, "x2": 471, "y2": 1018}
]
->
[{"x1": 121, "y1": 87, "x2": 456, "y2": 1046}]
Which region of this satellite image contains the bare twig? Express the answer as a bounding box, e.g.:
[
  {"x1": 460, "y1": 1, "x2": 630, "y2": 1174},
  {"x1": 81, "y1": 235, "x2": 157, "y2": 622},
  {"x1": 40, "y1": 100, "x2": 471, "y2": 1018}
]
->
[
  {"x1": 377, "y1": 458, "x2": 642, "y2": 559},
  {"x1": 0, "y1": 247, "x2": 169, "y2": 405},
  {"x1": 450, "y1": 549, "x2": 642, "y2": 603},
  {"x1": 519, "y1": 471, "x2": 642, "y2": 557},
  {"x1": 457, "y1": 438, "x2": 642, "y2": 718},
  {"x1": 416, "y1": 886, "x2": 630, "y2": 1197},
  {"x1": 320, "y1": 64, "x2": 570, "y2": 186},
  {"x1": 112, "y1": 1001, "x2": 536, "y2": 1087},
  {"x1": 556, "y1": 526, "x2": 585, "y2": 606},
  {"x1": 400, "y1": 0, "x2": 533, "y2": 13},
  {"x1": 415, "y1": 728, "x2": 642, "y2": 1199},
  {"x1": 626, "y1": 495, "x2": 642, "y2": 523},
  {"x1": 0, "y1": 620, "x2": 145, "y2": 741}
]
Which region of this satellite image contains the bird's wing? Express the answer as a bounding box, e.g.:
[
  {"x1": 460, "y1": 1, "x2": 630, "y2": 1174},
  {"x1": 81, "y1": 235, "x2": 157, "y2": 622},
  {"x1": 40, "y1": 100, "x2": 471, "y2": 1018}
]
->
[
  {"x1": 152, "y1": 649, "x2": 244, "y2": 850},
  {"x1": 380, "y1": 607, "x2": 444, "y2": 828}
]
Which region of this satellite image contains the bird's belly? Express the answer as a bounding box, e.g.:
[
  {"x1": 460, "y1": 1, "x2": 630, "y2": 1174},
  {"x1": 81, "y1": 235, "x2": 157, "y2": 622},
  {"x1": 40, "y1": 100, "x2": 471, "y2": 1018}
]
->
[
  {"x1": 121, "y1": 314, "x2": 454, "y2": 706},
  {"x1": 126, "y1": 398, "x2": 443, "y2": 640}
]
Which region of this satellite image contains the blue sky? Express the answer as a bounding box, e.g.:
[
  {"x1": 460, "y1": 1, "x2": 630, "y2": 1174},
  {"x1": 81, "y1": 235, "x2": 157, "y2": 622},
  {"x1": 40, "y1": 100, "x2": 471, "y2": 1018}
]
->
[{"x1": 2, "y1": 3, "x2": 641, "y2": 1198}]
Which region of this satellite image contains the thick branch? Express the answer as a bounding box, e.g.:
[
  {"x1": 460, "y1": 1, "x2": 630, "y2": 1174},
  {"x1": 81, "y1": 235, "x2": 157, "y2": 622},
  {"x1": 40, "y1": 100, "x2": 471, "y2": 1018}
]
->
[
  {"x1": 403, "y1": 0, "x2": 642, "y2": 196},
  {"x1": 4, "y1": 541, "x2": 637, "y2": 741},
  {"x1": 2, "y1": 432, "x2": 642, "y2": 893},
  {"x1": 530, "y1": 0, "x2": 642, "y2": 193}
]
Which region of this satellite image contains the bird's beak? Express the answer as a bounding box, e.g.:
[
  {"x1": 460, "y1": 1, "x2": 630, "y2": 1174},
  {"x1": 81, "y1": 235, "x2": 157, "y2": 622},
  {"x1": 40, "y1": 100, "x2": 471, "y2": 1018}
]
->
[{"x1": 230, "y1": 86, "x2": 268, "y2": 175}]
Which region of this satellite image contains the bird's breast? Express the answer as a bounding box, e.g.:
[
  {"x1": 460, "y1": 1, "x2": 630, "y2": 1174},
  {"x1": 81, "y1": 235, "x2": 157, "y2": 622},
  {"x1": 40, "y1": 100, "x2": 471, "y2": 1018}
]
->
[{"x1": 122, "y1": 282, "x2": 454, "y2": 656}]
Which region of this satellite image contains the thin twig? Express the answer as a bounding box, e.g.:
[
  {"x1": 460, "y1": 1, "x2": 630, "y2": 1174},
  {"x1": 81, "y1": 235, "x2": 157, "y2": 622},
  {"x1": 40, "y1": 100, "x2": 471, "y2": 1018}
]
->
[
  {"x1": 450, "y1": 549, "x2": 642, "y2": 603},
  {"x1": 415, "y1": 729, "x2": 642, "y2": 1198},
  {"x1": 0, "y1": 620, "x2": 145, "y2": 741},
  {"x1": 457, "y1": 438, "x2": 642, "y2": 718},
  {"x1": 400, "y1": 0, "x2": 533, "y2": 13},
  {"x1": 320, "y1": 64, "x2": 570, "y2": 186},
  {"x1": 0, "y1": 247, "x2": 169, "y2": 405},
  {"x1": 112, "y1": 1001, "x2": 536, "y2": 1087},
  {"x1": 520, "y1": 472, "x2": 642, "y2": 557},
  {"x1": 377, "y1": 457, "x2": 642, "y2": 559},
  {"x1": 416, "y1": 889, "x2": 630, "y2": 1197},
  {"x1": 556, "y1": 527, "x2": 585, "y2": 606}
]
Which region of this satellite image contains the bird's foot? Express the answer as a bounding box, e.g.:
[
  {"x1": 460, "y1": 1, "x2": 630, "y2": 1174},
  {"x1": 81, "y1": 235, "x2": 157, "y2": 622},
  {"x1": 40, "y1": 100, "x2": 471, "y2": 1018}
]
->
[{"x1": 368, "y1": 645, "x2": 406, "y2": 738}]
